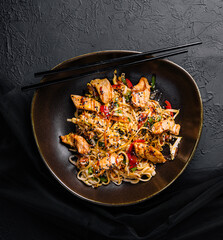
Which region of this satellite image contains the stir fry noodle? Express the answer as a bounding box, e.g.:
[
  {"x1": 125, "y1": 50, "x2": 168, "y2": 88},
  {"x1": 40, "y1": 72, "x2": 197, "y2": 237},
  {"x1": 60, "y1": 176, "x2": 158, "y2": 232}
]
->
[{"x1": 60, "y1": 71, "x2": 181, "y2": 188}]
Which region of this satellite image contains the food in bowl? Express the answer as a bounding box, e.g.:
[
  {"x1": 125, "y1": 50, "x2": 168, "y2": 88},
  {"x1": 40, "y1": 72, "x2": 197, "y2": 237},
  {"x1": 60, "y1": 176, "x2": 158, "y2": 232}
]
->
[{"x1": 60, "y1": 71, "x2": 181, "y2": 188}]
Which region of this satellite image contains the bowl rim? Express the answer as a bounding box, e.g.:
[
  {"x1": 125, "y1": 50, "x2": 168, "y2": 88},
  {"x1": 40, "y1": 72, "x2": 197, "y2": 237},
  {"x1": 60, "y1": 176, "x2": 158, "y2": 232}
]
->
[{"x1": 31, "y1": 50, "x2": 203, "y2": 206}]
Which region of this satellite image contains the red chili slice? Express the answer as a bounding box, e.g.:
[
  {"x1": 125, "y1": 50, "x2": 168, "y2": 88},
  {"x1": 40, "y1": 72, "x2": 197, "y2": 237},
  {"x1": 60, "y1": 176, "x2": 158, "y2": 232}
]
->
[
  {"x1": 127, "y1": 139, "x2": 145, "y2": 168},
  {"x1": 126, "y1": 78, "x2": 133, "y2": 89},
  {"x1": 165, "y1": 100, "x2": 172, "y2": 109},
  {"x1": 165, "y1": 100, "x2": 173, "y2": 116},
  {"x1": 127, "y1": 152, "x2": 137, "y2": 169}
]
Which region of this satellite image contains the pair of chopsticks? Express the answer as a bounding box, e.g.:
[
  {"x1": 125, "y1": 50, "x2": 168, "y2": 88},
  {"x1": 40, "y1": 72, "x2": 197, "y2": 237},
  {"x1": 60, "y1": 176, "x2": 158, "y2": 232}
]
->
[{"x1": 21, "y1": 41, "x2": 202, "y2": 92}]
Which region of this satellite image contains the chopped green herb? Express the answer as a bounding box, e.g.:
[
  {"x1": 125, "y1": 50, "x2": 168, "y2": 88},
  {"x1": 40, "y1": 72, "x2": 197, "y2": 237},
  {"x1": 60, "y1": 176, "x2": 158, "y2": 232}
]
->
[
  {"x1": 126, "y1": 90, "x2": 131, "y2": 96},
  {"x1": 121, "y1": 73, "x2": 127, "y2": 85},
  {"x1": 125, "y1": 90, "x2": 131, "y2": 102},
  {"x1": 88, "y1": 167, "x2": 93, "y2": 175},
  {"x1": 125, "y1": 95, "x2": 130, "y2": 102},
  {"x1": 131, "y1": 167, "x2": 137, "y2": 172},
  {"x1": 156, "y1": 115, "x2": 162, "y2": 122},
  {"x1": 85, "y1": 93, "x2": 93, "y2": 98},
  {"x1": 100, "y1": 176, "x2": 108, "y2": 183},
  {"x1": 144, "y1": 121, "x2": 148, "y2": 127},
  {"x1": 114, "y1": 102, "x2": 119, "y2": 107},
  {"x1": 116, "y1": 110, "x2": 122, "y2": 114},
  {"x1": 148, "y1": 117, "x2": 154, "y2": 125}
]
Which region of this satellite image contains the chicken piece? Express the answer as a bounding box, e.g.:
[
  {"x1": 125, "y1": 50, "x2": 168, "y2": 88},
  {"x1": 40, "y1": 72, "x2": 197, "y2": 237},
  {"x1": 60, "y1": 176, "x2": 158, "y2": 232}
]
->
[
  {"x1": 133, "y1": 77, "x2": 151, "y2": 91},
  {"x1": 99, "y1": 153, "x2": 123, "y2": 170},
  {"x1": 71, "y1": 95, "x2": 101, "y2": 112},
  {"x1": 134, "y1": 142, "x2": 166, "y2": 164},
  {"x1": 60, "y1": 133, "x2": 90, "y2": 154},
  {"x1": 151, "y1": 119, "x2": 180, "y2": 135},
  {"x1": 60, "y1": 133, "x2": 76, "y2": 148},
  {"x1": 171, "y1": 124, "x2": 181, "y2": 136},
  {"x1": 69, "y1": 112, "x2": 107, "y2": 134},
  {"x1": 73, "y1": 135, "x2": 90, "y2": 154},
  {"x1": 79, "y1": 112, "x2": 107, "y2": 133},
  {"x1": 131, "y1": 77, "x2": 151, "y2": 108},
  {"x1": 105, "y1": 130, "x2": 127, "y2": 149},
  {"x1": 90, "y1": 78, "x2": 114, "y2": 104},
  {"x1": 132, "y1": 88, "x2": 151, "y2": 108}
]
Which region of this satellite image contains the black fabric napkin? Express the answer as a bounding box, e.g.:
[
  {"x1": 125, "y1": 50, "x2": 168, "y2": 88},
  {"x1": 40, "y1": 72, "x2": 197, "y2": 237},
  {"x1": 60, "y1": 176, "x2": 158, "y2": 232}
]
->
[{"x1": 1, "y1": 86, "x2": 223, "y2": 240}]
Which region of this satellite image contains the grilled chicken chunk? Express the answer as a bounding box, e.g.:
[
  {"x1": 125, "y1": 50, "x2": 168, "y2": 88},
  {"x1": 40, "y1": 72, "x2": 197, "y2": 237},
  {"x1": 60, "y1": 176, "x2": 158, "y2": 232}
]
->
[
  {"x1": 69, "y1": 112, "x2": 107, "y2": 134},
  {"x1": 60, "y1": 133, "x2": 90, "y2": 154},
  {"x1": 71, "y1": 95, "x2": 101, "y2": 112},
  {"x1": 90, "y1": 78, "x2": 114, "y2": 104},
  {"x1": 151, "y1": 119, "x2": 180, "y2": 135},
  {"x1": 131, "y1": 77, "x2": 151, "y2": 108},
  {"x1": 80, "y1": 112, "x2": 107, "y2": 133},
  {"x1": 133, "y1": 77, "x2": 151, "y2": 91},
  {"x1": 99, "y1": 153, "x2": 123, "y2": 170},
  {"x1": 134, "y1": 142, "x2": 166, "y2": 164}
]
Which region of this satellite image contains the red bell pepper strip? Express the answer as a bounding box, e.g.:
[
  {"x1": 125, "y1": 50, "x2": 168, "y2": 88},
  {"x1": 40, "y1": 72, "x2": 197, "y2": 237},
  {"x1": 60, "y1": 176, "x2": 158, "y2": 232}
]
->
[
  {"x1": 127, "y1": 139, "x2": 145, "y2": 168},
  {"x1": 165, "y1": 100, "x2": 172, "y2": 109},
  {"x1": 127, "y1": 152, "x2": 137, "y2": 169},
  {"x1": 165, "y1": 100, "x2": 173, "y2": 116},
  {"x1": 100, "y1": 105, "x2": 110, "y2": 119},
  {"x1": 126, "y1": 78, "x2": 133, "y2": 89},
  {"x1": 128, "y1": 143, "x2": 134, "y2": 153}
]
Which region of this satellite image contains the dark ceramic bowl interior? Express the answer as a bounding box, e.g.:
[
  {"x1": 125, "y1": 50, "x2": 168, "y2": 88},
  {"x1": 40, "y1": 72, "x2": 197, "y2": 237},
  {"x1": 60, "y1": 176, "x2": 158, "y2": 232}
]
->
[{"x1": 31, "y1": 51, "x2": 203, "y2": 206}]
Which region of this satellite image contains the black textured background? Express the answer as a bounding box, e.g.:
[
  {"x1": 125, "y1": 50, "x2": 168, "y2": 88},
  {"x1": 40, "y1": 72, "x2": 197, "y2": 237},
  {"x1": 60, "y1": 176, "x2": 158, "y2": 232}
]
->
[{"x1": 1, "y1": 1, "x2": 223, "y2": 240}]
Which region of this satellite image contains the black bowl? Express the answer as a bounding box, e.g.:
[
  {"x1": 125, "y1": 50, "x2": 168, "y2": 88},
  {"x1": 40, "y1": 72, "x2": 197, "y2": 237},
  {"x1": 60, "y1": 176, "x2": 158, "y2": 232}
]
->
[{"x1": 31, "y1": 50, "x2": 203, "y2": 206}]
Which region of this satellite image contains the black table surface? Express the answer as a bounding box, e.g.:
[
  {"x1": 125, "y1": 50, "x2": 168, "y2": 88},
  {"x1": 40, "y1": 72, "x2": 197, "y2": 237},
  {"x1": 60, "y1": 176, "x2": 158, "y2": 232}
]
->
[{"x1": 1, "y1": 1, "x2": 223, "y2": 240}]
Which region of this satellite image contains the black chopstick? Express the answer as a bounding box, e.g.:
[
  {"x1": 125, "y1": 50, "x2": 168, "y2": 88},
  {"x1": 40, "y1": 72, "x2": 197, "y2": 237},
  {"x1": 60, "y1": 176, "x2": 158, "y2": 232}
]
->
[
  {"x1": 21, "y1": 49, "x2": 188, "y2": 92},
  {"x1": 34, "y1": 41, "x2": 202, "y2": 78}
]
